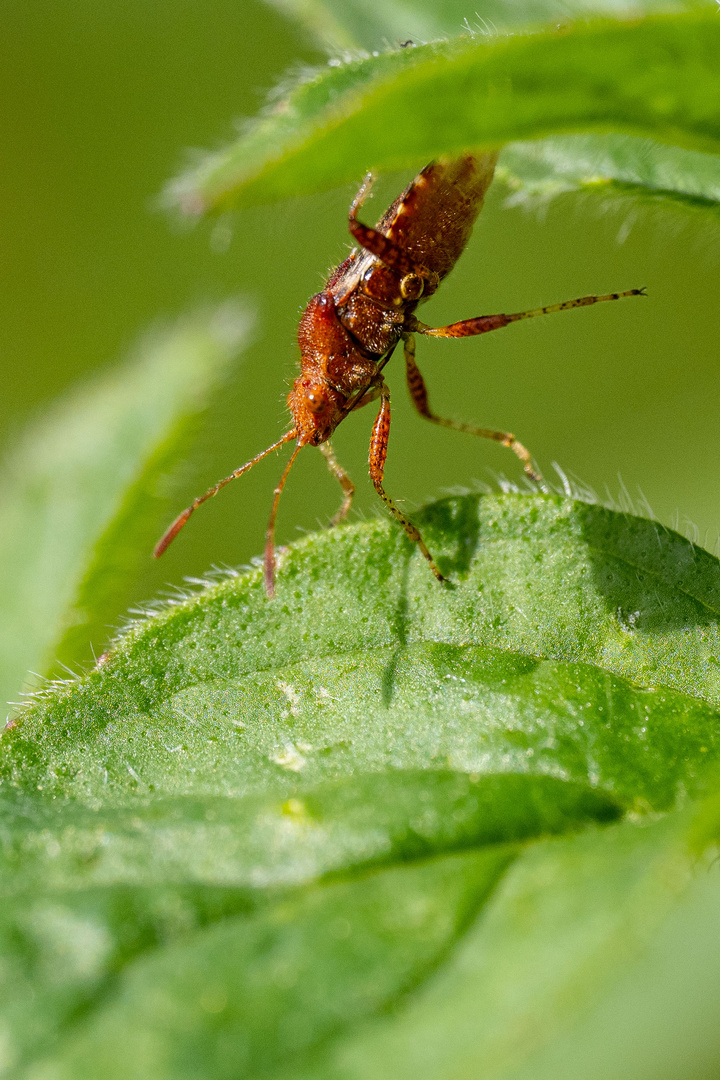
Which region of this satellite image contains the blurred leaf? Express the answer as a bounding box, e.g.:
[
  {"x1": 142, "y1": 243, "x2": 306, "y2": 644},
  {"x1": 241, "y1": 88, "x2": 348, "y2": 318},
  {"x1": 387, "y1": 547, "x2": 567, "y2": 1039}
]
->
[
  {"x1": 0, "y1": 303, "x2": 251, "y2": 713},
  {"x1": 296, "y1": 803, "x2": 720, "y2": 1080},
  {"x1": 4, "y1": 493, "x2": 720, "y2": 1076},
  {"x1": 263, "y1": 0, "x2": 696, "y2": 53},
  {"x1": 166, "y1": 11, "x2": 720, "y2": 215},
  {"x1": 3, "y1": 843, "x2": 514, "y2": 1079},
  {"x1": 0, "y1": 772, "x2": 618, "y2": 895},
  {"x1": 498, "y1": 134, "x2": 720, "y2": 216}
]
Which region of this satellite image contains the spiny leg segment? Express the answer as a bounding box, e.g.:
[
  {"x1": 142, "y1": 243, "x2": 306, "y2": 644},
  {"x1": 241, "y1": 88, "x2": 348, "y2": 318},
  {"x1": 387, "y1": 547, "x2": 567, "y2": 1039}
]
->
[
  {"x1": 403, "y1": 334, "x2": 543, "y2": 485},
  {"x1": 319, "y1": 441, "x2": 356, "y2": 526},
  {"x1": 413, "y1": 288, "x2": 645, "y2": 339},
  {"x1": 369, "y1": 382, "x2": 446, "y2": 582}
]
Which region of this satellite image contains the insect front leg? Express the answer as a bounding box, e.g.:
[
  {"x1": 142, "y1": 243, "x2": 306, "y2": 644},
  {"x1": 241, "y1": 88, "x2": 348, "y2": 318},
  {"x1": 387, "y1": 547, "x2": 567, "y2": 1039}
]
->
[
  {"x1": 349, "y1": 384, "x2": 382, "y2": 411},
  {"x1": 319, "y1": 442, "x2": 356, "y2": 527},
  {"x1": 369, "y1": 382, "x2": 446, "y2": 583},
  {"x1": 403, "y1": 334, "x2": 545, "y2": 487}
]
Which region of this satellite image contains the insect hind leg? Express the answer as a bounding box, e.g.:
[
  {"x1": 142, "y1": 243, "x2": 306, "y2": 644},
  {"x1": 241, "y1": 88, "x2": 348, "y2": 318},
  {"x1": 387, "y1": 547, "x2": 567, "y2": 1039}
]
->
[
  {"x1": 403, "y1": 334, "x2": 545, "y2": 487},
  {"x1": 369, "y1": 382, "x2": 446, "y2": 582}
]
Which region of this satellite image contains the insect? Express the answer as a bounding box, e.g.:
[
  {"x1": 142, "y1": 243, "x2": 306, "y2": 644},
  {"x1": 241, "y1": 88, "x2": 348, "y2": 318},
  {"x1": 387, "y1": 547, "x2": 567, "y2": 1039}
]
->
[{"x1": 155, "y1": 153, "x2": 644, "y2": 595}]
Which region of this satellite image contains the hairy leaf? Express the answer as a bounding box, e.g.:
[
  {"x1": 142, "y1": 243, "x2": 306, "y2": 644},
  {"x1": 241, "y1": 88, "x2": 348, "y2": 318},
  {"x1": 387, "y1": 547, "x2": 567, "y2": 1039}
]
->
[
  {"x1": 498, "y1": 134, "x2": 720, "y2": 217},
  {"x1": 263, "y1": 0, "x2": 697, "y2": 53},
  {"x1": 166, "y1": 12, "x2": 720, "y2": 215},
  {"x1": 5, "y1": 493, "x2": 720, "y2": 1078}
]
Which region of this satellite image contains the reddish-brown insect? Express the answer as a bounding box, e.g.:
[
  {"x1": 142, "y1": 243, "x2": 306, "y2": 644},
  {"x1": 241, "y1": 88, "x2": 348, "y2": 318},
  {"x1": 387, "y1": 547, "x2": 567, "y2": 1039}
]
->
[{"x1": 155, "y1": 153, "x2": 643, "y2": 594}]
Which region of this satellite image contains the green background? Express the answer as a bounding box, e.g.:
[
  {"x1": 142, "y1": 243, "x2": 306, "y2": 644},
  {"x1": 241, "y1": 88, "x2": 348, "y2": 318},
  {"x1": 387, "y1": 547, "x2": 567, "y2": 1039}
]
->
[{"x1": 2, "y1": 0, "x2": 718, "y2": 653}]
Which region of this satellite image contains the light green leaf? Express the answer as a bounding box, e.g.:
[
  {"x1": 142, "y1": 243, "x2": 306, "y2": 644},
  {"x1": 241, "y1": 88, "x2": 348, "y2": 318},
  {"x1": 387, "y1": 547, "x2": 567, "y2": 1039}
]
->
[
  {"x1": 498, "y1": 133, "x2": 720, "y2": 216},
  {"x1": 8, "y1": 847, "x2": 512, "y2": 1080},
  {"x1": 0, "y1": 767, "x2": 616, "y2": 1073},
  {"x1": 0, "y1": 772, "x2": 618, "y2": 896},
  {"x1": 262, "y1": 0, "x2": 720, "y2": 225},
  {"x1": 263, "y1": 0, "x2": 697, "y2": 53},
  {"x1": 166, "y1": 11, "x2": 720, "y2": 216},
  {"x1": 0, "y1": 303, "x2": 251, "y2": 713}
]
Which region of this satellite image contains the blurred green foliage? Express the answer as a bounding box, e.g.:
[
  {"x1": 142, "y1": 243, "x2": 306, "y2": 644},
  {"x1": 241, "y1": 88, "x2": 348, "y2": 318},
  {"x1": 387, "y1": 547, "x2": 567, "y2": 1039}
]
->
[{"x1": 0, "y1": 305, "x2": 250, "y2": 708}]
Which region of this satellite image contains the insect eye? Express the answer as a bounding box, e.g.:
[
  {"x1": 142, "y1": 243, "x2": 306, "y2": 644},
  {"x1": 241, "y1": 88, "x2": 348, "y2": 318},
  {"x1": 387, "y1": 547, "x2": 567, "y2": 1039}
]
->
[
  {"x1": 306, "y1": 388, "x2": 325, "y2": 413},
  {"x1": 400, "y1": 273, "x2": 424, "y2": 300}
]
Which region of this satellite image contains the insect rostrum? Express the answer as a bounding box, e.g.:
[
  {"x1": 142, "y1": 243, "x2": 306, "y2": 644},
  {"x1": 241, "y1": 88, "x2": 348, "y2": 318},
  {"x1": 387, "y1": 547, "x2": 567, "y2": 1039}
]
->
[{"x1": 155, "y1": 153, "x2": 644, "y2": 595}]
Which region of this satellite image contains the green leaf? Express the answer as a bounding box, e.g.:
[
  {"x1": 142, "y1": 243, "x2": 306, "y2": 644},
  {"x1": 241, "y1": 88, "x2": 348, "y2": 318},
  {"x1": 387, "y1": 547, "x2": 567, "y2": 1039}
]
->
[
  {"x1": 498, "y1": 133, "x2": 720, "y2": 217},
  {"x1": 0, "y1": 304, "x2": 251, "y2": 713},
  {"x1": 7, "y1": 493, "x2": 720, "y2": 807},
  {"x1": 0, "y1": 768, "x2": 615, "y2": 1073},
  {"x1": 6, "y1": 846, "x2": 513, "y2": 1079},
  {"x1": 292, "y1": 803, "x2": 720, "y2": 1080},
  {"x1": 5, "y1": 493, "x2": 720, "y2": 1077},
  {"x1": 0, "y1": 773, "x2": 618, "y2": 895},
  {"x1": 166, "y1": 11, "x2": 720, "y2": 215},
  {"x1": 263, "y1": 0, "x2": 696, "y2": 53},
  {"x1": 262, "y1": 0, "x2": 720, "y2": 225}
]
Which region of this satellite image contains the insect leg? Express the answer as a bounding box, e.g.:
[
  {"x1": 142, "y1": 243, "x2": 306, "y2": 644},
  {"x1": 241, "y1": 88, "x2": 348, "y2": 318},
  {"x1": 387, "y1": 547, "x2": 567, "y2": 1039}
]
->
[
  {"x1": 369, "y1": 382, "x2": 446, "y2": 582},
  {"x1": 154, "y1": 429, "x2": 298, "y2": 557},
  {"x1": 413, "y1": 288, "x2": 646, "y2": 339},
  {"x1": 319, "y1": 441, "x2": 356, "y2": 526},
  {"x1": 350, "y1": 172, "x2": 375, "y2": 218},
  {"x1": 347, "y1": 383, "x2": 382, "y2": 413},
  {"x1": 403, "y1": 334, "x2": 544, "y2": 486},
  {"x1": 264, "y1": 443, "x2": 304, "y2": 598},
  {"x1": 349, "y1": 183, "x2": 432, "y2": 280}
]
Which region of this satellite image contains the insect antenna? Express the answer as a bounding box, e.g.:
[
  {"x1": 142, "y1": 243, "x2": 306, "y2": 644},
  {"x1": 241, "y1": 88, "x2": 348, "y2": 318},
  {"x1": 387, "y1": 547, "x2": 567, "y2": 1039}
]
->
[
  {"x1": 264, "y1": 442, "x2": 304, "y2": 597},
  {"x1": 154, "y1": 429, "x2": 298, "y2": 558}
]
